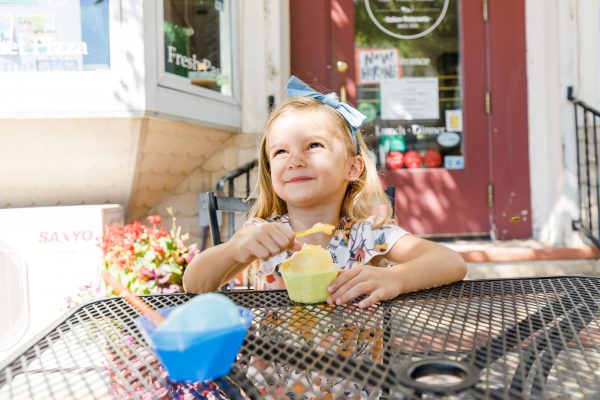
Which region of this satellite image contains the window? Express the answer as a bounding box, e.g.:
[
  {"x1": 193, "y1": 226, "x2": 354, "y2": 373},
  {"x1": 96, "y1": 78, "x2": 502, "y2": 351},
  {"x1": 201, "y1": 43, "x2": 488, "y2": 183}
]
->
[
  {"x1": 162, "y1": 0, "x2": 233, "y2": 97},
  {"x1": 355, "y1": 0, "x2": 464, "y2": 170},
  {"x1": 0, "y1": 0, "x2": 110, "y2": 72}
]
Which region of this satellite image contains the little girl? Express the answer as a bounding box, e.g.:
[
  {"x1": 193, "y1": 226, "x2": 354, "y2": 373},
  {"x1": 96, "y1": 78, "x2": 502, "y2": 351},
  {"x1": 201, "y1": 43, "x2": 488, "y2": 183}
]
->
[{"x1": 183, "y1": 75, "x2": 466, "y2": 306}]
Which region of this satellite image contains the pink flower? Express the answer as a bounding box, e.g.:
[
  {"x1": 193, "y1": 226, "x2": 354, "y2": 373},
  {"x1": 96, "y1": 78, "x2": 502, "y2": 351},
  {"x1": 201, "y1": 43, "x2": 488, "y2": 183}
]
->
[
  {"x1": 99, "y1": 210, "x2": 200, "y2": 295},
  {"x1": 146, "y1": 215, "x2": 162, "y2": 226}
]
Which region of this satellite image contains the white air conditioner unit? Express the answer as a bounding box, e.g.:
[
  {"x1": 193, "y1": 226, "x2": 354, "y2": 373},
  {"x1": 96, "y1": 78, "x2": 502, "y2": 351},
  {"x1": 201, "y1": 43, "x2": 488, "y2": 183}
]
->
[{"x1": 0, "y1": 204, "x2": 123, "y2": 364}]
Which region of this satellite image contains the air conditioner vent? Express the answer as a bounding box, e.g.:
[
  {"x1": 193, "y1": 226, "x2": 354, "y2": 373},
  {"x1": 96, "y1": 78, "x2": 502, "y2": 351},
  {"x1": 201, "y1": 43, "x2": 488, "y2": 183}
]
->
[{"x1": 0, "y1": 240, "x2": 28, "y2": 351}]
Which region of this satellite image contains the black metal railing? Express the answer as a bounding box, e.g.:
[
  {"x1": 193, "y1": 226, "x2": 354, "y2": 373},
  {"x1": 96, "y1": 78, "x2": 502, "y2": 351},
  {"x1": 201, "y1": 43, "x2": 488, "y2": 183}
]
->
[
  {"x1": 215, "y1": 159, "x2": 258, "y2": 197},
  {"x1": 568, "y1": 86, "x2": 600, "y2": 247},
  {"x1": 215, "y1": 159, "x2": 258, "y2": 246}
]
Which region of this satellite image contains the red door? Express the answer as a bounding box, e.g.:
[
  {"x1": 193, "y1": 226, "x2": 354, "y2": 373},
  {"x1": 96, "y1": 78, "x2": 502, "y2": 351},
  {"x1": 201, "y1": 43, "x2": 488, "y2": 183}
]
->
[{"x1": 290, "y1": 0, "x2": 530, "y2": 238}]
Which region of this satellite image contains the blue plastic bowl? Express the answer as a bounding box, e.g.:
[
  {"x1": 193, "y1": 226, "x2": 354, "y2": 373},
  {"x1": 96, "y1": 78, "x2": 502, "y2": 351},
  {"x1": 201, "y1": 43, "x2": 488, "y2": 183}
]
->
[{"x1": 135, "y1": 305, "x2": 253, "y2": 382}]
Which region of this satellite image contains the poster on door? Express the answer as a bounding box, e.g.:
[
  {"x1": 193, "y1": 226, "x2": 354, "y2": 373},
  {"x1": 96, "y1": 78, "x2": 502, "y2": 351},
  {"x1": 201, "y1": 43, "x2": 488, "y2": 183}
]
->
[
  {"x1": 380, "y1": 77, "x2": 439, "y2": 120},
  {"x1": 355, "y1": 48, "x2": 401, "y2": 85}
]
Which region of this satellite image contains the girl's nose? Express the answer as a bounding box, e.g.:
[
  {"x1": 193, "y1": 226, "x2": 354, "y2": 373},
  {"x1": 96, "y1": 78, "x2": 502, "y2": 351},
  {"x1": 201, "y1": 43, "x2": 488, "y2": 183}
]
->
[{"x1": 287, "y1": 153, "x2": 306, "y2": 169}]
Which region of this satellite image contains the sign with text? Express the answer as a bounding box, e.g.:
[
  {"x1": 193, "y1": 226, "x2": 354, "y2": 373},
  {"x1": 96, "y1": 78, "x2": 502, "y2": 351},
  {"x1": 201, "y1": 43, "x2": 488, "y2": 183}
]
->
[
  {"x1": 355, "y1": 48, "x2": 401, "y2": 85},
  {"x1": 163, "y1": 0, "x2": 232, "y2": 96},
  {"x1": 364, "y1": 0, "x2": 450, "y2": 40},
  {"x1": 380, "y1": 77, "x2": 439, "y2": 120},
  {"x1": 0, "y1": 2, "x2": 110, "y2": 72}
]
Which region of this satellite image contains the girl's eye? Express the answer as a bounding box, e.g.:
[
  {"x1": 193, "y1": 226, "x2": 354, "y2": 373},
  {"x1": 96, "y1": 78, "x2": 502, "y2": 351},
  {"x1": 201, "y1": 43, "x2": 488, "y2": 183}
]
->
[
  {"x1": 308, "y1": 142, "x2": 323, "y2": 149},
  {"x1": 272, "y1": 149, "x2": 286, "y2": 157}
]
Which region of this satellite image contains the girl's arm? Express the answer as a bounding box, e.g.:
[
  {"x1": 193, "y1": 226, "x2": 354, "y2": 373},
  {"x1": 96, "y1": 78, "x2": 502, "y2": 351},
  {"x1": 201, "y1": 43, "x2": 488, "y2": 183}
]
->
[
  {"x1": 327, "y1": 235, "x2": 466, "y2": 308},
  {"x1": 183, "y1": 222, "x2": 298, "y2": 293},
  {"x1": 384, "y1": 235, "x2": 467, "y2": 292},
  {"x1": 182, "y1": 238, "x2": 248, "y2": 294}
]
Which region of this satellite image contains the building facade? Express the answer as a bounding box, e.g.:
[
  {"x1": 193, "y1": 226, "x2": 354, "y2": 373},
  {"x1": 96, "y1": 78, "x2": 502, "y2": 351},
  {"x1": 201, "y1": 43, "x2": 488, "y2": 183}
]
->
[
  {"x1": 288, "y1": 0, "x2": 600, "y2": 245},
  {"x1": 0, "y1": 0, "x2": 598, "y2": 246},
  {"x1": 0, "y1": 0, "x2": 289, "y2": 244}
]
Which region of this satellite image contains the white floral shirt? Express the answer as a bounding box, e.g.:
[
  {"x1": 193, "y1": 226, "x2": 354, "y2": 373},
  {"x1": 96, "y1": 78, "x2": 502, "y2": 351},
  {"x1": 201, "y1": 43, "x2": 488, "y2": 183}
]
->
[{"x1": 246, "y1": 215, "x2": 409, "y2": 290}]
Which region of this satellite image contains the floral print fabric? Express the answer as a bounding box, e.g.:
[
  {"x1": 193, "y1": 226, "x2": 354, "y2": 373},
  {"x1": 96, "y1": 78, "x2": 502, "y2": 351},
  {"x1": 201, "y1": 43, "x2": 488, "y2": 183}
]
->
[{"x1": 246, "y1": 215, "x2": 408, "y2": 290}]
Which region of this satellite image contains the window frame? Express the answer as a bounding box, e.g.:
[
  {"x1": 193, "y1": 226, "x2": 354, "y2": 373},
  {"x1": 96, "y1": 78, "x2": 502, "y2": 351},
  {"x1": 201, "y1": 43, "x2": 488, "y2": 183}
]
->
[{"x1": 156, "y1": 0, "x2": 240, "y2": 107}]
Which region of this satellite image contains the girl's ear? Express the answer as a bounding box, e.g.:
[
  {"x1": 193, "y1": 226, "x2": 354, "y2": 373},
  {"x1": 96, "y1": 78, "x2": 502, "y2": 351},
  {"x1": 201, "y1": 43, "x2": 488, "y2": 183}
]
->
[{"x1": 347, "y1": 155, "x2": 365, "y2": 181}]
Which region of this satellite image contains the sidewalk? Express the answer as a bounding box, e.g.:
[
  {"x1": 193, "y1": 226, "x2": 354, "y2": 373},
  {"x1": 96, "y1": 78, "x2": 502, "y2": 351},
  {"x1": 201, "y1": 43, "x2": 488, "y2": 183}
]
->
[{"x1": 441, "y1": 240, "x2": 600, "y2": 279}]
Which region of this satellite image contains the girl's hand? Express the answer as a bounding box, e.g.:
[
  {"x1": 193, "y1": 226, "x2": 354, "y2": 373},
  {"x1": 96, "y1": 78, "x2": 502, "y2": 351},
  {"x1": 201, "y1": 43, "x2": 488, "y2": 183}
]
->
[
  {"x1": 228, "y1": 223, "x2": 301, "y2": 265},
  {"x1": 326, "y1": 264, "x2": 401, "y2": 308}
]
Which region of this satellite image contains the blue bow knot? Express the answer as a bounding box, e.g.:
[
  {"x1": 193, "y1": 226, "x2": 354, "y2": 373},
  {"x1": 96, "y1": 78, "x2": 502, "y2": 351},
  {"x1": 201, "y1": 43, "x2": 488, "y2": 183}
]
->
[{"x1": 285, "y1": 76, "x2": 366, "y2": 154}]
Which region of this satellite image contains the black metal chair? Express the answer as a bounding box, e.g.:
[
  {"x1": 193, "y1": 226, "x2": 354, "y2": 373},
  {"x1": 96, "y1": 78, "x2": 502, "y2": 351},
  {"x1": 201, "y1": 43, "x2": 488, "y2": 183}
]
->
[
  {"x1": 199, "y1": 192, "x2": 255, "y2": 290},
  {"x1": 201, "y1": 191, "x2": 255, "y2": 246},
  {"x1": 385, "y1": 186, "x2": 395, "y2": 216}
]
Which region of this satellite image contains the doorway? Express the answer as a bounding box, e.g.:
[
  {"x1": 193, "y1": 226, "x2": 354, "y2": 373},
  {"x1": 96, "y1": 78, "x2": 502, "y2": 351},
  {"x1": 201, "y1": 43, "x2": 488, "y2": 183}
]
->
[{"x1": 290, "y1": 0, "x2": 531, "y2": 239}]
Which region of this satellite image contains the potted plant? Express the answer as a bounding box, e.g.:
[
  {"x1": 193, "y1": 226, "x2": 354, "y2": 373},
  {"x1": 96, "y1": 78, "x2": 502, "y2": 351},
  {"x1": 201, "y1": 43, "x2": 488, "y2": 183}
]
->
[{"x1": 100, "y1": 207, "x2": 199, "y2": 295}]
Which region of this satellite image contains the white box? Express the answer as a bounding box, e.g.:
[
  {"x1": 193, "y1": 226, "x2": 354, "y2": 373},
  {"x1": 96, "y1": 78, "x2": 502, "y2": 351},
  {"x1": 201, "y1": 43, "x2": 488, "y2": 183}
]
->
[{"x1": 0, "y1": 204, "x2": 122, "y2": 363}]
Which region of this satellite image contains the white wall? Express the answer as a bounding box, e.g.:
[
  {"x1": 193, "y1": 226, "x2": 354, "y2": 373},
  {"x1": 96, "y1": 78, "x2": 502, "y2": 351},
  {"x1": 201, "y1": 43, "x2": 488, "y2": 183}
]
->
[
  {"x1": 239, "y1": 0, "x2": 290, "y2": 135},
  {"x1": 526, "y1": 0, "x2": 600, "y2": 245},
  {"x1": 0, "y1": 0, "x2": 291, "y2": 218},
  {"x1": 574, "y1": 0, "x2": 600, "y2": 108}
]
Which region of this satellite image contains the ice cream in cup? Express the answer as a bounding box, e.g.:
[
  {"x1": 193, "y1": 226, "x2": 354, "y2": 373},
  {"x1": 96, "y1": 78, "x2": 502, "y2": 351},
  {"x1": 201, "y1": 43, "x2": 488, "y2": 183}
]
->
[
  {"x1": 281, "y1": 244, "x2": 338, "y2": 303},
  {"x1": 135, "y1": 293, "x2": 253, "y2": 382}
]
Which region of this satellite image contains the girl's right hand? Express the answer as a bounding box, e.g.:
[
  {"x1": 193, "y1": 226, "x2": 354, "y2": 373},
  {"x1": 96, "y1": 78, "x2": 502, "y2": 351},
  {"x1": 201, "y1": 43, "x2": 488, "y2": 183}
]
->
[{"x1": 228, "y1": 222, "x2": 301, "y2": 264}]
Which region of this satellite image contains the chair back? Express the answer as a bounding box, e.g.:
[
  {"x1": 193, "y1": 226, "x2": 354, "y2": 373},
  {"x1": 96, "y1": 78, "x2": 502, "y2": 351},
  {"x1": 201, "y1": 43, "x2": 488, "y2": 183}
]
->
[
  {"x1": 201, "y1": 192, "x2": 255, "y2": 246},
  {"x1": 200, "y1": 192, "x2": 256, "y2": 291},
  {"x1": 385, "y1": 186, "x2": 395, "y2": 216}
]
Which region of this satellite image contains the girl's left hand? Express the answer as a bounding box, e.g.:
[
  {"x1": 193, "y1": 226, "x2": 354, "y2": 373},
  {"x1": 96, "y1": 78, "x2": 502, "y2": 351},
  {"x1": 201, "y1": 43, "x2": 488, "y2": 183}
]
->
[{"x1": 326, "y1": 264, "x2": 400, "y2": 308}]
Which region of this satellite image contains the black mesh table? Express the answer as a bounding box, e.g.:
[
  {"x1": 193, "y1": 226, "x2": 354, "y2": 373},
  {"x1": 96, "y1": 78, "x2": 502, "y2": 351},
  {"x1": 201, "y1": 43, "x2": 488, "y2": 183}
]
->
[{"x1": 1, "y1": 277, "x2": 600, "y2": 399}]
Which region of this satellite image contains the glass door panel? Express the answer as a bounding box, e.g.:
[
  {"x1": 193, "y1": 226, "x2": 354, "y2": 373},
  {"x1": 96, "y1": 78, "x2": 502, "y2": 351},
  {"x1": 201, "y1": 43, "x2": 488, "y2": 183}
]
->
[{"x1": 354, "y1": 0, "x2": 463, "y2": 171}]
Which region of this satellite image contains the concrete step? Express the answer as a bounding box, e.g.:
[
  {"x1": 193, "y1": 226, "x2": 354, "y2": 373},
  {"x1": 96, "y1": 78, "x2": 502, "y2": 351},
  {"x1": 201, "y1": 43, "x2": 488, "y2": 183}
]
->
[
  {"x1": 440, "y1": 240, "x2": 600, "y2": 280},
  {"x1": 464, "y1": 259, "x2": 600, "y2": 279}
]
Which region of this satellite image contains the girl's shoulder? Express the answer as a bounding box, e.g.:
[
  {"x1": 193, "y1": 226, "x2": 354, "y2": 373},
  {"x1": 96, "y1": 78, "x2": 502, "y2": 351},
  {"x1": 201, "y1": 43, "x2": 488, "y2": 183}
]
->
[
  {"x1": 329, "y1": 217, "x2": 409, "y2": 268},
  {"x1": 338, "y1": 216, "x2": 407, "y2": 237},
  {"x1": 337, "y1": 217, "x2": 409, "y2": 248}
]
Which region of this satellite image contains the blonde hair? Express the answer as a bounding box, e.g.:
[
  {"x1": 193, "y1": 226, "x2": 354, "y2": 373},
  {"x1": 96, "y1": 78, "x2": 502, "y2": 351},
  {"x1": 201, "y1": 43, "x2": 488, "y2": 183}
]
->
[{"x1": 248, "y1": 96, "x2": 392, "y2": 227}]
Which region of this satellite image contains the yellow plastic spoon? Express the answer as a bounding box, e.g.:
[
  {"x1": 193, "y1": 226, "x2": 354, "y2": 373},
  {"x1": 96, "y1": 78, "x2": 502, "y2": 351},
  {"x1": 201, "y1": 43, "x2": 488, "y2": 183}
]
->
[{"x1": 295, "y1": 223, "x2": 336, "y2": 238}]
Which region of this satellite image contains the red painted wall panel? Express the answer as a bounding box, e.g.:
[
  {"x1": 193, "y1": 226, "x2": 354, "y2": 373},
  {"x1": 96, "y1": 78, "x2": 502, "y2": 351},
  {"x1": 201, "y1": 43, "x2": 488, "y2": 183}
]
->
[
  {"x1": 290, "y1": 0, "x2": 331, "y2": 89},
  {"x1": 489, "y1": 0, "x2": 532, "y2": 239}
]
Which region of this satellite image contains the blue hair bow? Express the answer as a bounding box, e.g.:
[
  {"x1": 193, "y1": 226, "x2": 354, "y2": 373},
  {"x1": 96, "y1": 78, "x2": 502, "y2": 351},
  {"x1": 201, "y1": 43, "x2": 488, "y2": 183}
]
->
[{"x1": 285, "y1": 75, "x2": 366, "y2": 154}]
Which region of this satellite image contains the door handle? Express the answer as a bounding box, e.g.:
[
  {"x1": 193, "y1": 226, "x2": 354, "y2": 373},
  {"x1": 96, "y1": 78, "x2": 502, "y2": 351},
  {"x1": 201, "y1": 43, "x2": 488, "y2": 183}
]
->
[{"x1": 336, "y1": 60, "x2": 348, "y2": 102}]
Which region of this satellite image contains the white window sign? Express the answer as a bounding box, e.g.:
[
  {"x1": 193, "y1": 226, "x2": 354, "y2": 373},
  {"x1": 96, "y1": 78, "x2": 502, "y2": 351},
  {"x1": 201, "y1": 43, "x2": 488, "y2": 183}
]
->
[
  {"x1": 355, "y1": 48, "x2": 400, "y2": 84},
  {"x1": 0, "y1": 2, "x2": 111, "y2": 72},
  {"x1": 380, "y1": 78, "x2": 439, "y2": 120},
  {"x1": 163, "y1": 0, "x2": 232, "y2": 96}
]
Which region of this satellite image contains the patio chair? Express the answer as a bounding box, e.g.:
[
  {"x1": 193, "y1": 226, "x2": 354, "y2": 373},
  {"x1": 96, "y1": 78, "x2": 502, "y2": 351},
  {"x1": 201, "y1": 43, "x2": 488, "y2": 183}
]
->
[
  {"x1": 385, "y1": 186, "x2": 395, "y2": 216},
  {"x1": 201, "y1": 191, "x2": 255, "y2": 247},
  {"x1": 200, "y1": 191, "x2": 255, "y2": 290}
]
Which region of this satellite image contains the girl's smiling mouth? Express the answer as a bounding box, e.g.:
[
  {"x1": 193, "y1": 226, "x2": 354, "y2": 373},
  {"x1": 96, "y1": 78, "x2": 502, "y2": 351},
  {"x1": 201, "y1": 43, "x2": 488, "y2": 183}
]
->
[{"x1": 287, "y1": 176, "x2": 313, "y2": 183}]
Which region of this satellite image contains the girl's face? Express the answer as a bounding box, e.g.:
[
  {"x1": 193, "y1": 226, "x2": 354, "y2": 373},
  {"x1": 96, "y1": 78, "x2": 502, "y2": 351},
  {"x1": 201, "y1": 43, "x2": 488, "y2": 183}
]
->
[{"x1": 266, "y1": 109, "x2": 362, "y2": 209}]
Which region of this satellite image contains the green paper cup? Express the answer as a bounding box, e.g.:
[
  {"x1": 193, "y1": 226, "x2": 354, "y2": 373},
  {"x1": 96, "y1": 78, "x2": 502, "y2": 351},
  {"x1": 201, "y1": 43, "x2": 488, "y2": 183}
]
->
[{"x1": 281, "y1": 269, "x2": 338, "y2": 304}]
